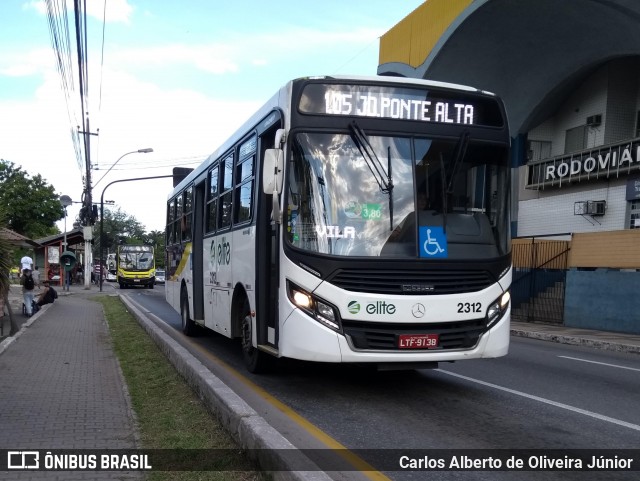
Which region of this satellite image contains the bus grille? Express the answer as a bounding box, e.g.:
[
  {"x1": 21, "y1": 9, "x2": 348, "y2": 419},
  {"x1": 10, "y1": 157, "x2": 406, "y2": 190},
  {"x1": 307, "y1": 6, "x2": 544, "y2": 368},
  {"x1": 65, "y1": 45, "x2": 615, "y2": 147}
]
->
[
  {"x1": 343, "y1": 319, "x2": 487, "y2": 351},
  {"x1": 328, "y1": 269, "x2": 494, "y2": 295}
]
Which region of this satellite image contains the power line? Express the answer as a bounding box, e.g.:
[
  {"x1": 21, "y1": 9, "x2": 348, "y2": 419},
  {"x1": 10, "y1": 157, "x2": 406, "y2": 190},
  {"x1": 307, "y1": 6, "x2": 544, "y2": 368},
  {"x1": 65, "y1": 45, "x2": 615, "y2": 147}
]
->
[
  {"x1": 93, "y1": 0, "x2": 107, "y2": 173},
  {"x1": 94, "y1": 160, "x2": 202, "y2": 172},
  {"x1": 95, "y1": 154, "x2": 207, "y2": 169},
  {"x1": 98, "y1": 0, "x2": 107, "y2": 113},
  {"x1": 73, "y1": 0, "x2": 99, "y2": 226},
  {"x1": 44, "y1": 0, "x2": 84, "y2": 173}
]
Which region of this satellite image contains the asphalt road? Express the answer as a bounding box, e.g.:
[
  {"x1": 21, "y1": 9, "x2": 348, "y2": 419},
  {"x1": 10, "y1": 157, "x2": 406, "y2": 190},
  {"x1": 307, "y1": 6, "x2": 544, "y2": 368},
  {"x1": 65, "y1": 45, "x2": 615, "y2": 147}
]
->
[{"x1": 118, "y1": 284, "x2": 640, "y2": 481}]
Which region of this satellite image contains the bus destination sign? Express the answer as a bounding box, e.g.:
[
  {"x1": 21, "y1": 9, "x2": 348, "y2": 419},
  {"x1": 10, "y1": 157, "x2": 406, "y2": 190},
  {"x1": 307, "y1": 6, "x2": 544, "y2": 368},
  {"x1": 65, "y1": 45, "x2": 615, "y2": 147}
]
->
[
  {"x1": 323, "y1": 90, "x2": 474, "y2": 124},
  {"x1": 299, "y1": 83, "x2": 503, "y2": 127}
]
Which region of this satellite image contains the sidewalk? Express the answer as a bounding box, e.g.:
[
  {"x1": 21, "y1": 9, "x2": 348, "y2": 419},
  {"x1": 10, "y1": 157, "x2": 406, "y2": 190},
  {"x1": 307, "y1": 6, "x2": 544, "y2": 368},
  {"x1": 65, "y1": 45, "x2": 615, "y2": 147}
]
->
[
  {"x1": 511, "y1": 319, "x2": 640, "y2": 354},
  {"x1": 0, "y1": 283, "x2": 639, "y2": 478},
  {"x1": 0, "y1": 284, "x2": 141, "y2": 480}
]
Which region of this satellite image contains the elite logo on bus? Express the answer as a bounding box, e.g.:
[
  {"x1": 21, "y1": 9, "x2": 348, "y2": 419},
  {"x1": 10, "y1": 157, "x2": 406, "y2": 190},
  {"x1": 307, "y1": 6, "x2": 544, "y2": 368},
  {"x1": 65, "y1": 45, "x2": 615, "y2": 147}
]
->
[
  {"x1": 210, "y1": 237, "x2": 231, "y2": 266},
  {"x1": 347, "y1": 300, "x2": 396, "y2": 315},
  {"x1": 347, "y1": 301, "x2": 360, "y2": 314}
]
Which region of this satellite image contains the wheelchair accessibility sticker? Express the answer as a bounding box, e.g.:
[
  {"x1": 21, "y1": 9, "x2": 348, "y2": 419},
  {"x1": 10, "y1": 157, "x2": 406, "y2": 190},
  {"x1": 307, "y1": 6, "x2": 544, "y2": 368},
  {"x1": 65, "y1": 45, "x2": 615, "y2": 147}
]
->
[{"x1": 419, "y1": 226, "x2": 448, "y2": 258}]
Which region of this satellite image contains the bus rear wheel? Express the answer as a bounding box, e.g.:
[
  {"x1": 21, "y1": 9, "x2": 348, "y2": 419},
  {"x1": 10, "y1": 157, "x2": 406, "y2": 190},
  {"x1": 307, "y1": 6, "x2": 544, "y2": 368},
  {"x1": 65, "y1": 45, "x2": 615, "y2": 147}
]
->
[
  {"x1": 181, "y1": 287, "x2": 196, "y2": 336},
  {"x1": 240, "y1": 299, "x2": 272, "y2": 373}
]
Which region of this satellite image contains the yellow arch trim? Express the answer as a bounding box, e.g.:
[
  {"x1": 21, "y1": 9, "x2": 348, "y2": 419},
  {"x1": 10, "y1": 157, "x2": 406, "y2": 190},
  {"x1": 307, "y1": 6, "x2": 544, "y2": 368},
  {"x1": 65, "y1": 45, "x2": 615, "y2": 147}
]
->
[{"x1": 379, "y1": 0, "x2": 473, "y2": 68}]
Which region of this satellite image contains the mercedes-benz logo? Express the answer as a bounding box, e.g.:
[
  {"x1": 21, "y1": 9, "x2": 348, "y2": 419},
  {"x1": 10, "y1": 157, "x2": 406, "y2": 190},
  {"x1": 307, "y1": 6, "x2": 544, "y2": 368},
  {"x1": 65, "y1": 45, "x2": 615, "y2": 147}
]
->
[{"x1": 412, "y1": 303, "x2": 425, "y2": 318}]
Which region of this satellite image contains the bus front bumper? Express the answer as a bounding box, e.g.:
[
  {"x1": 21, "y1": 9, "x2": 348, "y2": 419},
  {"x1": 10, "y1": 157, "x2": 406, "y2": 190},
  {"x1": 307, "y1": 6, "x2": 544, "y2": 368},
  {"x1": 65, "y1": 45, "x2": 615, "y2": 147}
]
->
[
  {"x1": 280, "y1": 308, "x2": 510, "y2": 364},
  {"x1": 118, "y1": 276, "x2": 154, "y2": 286}
]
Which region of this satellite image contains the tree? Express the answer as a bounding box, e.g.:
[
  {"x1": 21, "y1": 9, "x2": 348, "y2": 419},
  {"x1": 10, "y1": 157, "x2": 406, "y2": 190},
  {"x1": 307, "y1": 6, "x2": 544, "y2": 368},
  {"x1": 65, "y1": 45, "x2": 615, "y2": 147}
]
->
[
  {"x1": 93, "y1": 207, "x2": 147, "y2": 258},
  {"x1": 93, "y1": 206, "x2": 165, "y2": 268},
  {"x1": 143, "y1": 230, "x2": 166, "y2": 268},
  {"x1": 0, "y1": 160, "x2": 64, "y2": 239}
]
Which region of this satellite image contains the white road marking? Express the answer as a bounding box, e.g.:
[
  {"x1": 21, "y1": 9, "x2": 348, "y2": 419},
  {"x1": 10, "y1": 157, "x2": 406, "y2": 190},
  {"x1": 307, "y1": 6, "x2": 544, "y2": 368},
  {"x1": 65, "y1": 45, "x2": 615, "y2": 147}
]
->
[
  {"x1": 558, "y1": 355, "x2": 640, "y2": 372},
  {"x1": 437, "y1": 369, "x2": 640, "y2": 432}
]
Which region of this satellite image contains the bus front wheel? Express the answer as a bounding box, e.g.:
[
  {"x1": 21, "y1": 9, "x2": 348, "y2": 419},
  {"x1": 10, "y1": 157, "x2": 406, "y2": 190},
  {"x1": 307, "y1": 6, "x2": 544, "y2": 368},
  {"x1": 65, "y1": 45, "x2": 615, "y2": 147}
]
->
[
  {"x1": 240, "y1": 299, "x2": 272, "y2": 373},
  {"x1": 181, "y1": 288, "x2": 196, "y2": 336}
]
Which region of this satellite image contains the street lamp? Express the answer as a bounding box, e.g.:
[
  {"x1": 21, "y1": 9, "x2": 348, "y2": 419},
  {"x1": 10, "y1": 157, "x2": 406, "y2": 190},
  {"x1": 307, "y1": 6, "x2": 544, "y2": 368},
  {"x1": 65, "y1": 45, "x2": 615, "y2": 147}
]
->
[
  {"x1": 97, "y1": 149, "x2": 154, "y2": 291},
  {"x1": 59, "y1": 195, "x2": 72, "y2": 291},
  {"x1": 93, "y1": 148, "x2": 154, "y2": 188}
]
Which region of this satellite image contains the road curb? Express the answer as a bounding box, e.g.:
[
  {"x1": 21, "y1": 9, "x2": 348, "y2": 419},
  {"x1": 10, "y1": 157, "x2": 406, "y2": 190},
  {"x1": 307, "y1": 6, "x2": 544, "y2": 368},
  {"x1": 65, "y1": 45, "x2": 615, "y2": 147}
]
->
[
  {"x1": 510, "y1": 328, "x2": 640, "y2": 355},
  {"x1": 119, "y1": 294, "x2": 333, "y2": 481}
]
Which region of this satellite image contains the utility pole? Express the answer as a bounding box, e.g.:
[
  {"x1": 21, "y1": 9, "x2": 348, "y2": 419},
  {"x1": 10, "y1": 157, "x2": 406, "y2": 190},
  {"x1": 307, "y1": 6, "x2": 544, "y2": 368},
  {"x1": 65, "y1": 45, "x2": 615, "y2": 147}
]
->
[
  {"x1": 78, "y1": 115, "x2": 98, "y2": 289},
  {"x1": 74, "y1": 0, "x2": 95, "y2": 289}
]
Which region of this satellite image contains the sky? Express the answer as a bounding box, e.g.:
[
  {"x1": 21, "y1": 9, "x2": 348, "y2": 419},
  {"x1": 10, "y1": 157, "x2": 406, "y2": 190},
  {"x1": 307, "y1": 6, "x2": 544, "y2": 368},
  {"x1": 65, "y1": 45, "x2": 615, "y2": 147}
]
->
[{"x1": 0, "y1": 0, "x2": 424, "y2": 233}]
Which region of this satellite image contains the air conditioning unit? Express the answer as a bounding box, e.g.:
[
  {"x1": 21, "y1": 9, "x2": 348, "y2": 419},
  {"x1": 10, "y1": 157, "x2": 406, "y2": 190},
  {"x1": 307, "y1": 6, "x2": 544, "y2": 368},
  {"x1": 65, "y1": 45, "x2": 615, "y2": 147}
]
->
[
  {"x1": 586, "y1": 200, "x2": 606, "y2": 216},
  {"x1": 586, "y1": 114, "x2": 602, "y2": 127}
]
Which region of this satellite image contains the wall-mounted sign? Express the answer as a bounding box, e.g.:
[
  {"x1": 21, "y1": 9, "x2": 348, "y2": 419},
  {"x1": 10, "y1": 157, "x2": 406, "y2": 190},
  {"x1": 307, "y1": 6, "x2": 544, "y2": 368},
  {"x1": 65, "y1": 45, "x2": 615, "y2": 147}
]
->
[
  {"x1": 48, "y1": 246, "x2": 60, "y2": 264},
  {"x1": 526, "y1": 139, "x2": 640, "y2": 189}
]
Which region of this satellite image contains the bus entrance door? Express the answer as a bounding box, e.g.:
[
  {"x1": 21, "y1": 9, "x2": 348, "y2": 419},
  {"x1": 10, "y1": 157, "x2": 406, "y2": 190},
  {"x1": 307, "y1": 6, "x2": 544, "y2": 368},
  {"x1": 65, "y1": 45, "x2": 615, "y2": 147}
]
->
[
  {"x1": 255, "y1": 122, "x2": 281, "y2": 356},
  {"x1": 192, "y1": 181, "x2": 205, "y2": 324}
]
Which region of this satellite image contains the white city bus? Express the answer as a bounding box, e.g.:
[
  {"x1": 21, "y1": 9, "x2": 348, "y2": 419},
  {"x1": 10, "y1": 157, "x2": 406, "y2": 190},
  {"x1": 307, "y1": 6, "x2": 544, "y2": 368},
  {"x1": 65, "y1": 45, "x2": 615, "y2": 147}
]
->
[{"x1": 165, "y1": 75, "x2": 512, "y2": 373}]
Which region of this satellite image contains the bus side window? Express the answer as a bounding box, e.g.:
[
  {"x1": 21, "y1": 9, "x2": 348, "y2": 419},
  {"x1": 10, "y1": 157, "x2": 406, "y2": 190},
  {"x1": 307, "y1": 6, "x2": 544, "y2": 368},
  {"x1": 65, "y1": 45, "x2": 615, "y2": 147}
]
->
[
  {"x1": 167, "y1": 199, "x2": 176, "y2": 244},
  {"x1": 207, "y1": 166, "x2": 219, "y2": 233},
  {"x1": 235, "y1": 154, "x2": 254, "y2": 224},
  {"x1": 183, "y1": 186, "x2": 193, "y2": 241},
  {"x1": 174, "y1": 192, "x2": 183, "y2": 244},
  {"x1": 219, "y1": 155, "x2": 233, "y2": 228}
]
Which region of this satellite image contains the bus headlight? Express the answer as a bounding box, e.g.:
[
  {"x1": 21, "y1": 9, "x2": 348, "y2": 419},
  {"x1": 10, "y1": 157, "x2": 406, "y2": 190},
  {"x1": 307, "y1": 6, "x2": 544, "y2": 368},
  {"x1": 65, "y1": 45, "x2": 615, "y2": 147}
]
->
[
  {"x1": 292, "y1": 290, "x2": 312, "y2": 309},
  {"x1": 287, "y1": 281, "x2": 341, "y2": 332},
  {"x1": 486, "y1": 291, "x2": 510, "y2": 327}
]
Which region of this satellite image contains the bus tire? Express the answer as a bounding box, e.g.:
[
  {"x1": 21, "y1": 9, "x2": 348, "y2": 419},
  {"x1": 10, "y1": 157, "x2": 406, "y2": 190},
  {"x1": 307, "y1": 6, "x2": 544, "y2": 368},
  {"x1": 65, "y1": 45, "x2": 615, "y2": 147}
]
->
[
  {"x1": 239, "y1": 298, "x2": 272, "y2": 373},
  {"x1": 181, "y1": 287, "x2": 196, "y2": 336}
]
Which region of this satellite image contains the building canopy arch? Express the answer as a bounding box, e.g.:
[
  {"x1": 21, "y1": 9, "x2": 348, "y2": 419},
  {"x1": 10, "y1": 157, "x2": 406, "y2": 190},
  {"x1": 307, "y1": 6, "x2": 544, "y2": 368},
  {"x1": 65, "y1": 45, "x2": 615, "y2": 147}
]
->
[{"x1": 378, "y1": 0, "x2": 640, "y2": 138}]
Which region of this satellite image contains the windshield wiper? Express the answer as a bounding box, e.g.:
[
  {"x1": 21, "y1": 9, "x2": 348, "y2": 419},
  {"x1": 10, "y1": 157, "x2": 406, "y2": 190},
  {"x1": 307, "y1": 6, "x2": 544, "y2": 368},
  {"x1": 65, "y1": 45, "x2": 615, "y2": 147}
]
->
[
  {"x1": 446, "y1": 130, "x2": 470, "y2": 194},
  {"x1": 349, "y1": 121, "x2": 393, "y2": 194},
  {"x1": 439, "y1": 152, "x2": 448, "y2": 234},
  {"x1": 349, "y1": 121, "x2": 394, "y2": 229},
  {"x1": 439, "y1": 130, "x2": 470, "y2": 234}
]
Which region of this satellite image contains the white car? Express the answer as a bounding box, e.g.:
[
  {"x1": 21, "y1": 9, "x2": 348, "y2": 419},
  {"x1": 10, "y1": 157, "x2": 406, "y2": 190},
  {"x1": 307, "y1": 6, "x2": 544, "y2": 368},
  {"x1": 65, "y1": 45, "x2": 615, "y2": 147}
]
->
[{"x1": 155, "y1": 270, "x2": 165, "y2": 284}]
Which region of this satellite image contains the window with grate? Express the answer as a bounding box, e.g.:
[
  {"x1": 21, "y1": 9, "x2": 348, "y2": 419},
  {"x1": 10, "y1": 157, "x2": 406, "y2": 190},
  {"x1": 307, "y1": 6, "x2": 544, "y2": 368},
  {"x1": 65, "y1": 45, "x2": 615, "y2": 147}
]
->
[
  {"x1": 629, "y1": 199, "x2": 640, "y2": 229},
  {"x1": 565, "y1": 125, "x2": 587, "y2": 154}
]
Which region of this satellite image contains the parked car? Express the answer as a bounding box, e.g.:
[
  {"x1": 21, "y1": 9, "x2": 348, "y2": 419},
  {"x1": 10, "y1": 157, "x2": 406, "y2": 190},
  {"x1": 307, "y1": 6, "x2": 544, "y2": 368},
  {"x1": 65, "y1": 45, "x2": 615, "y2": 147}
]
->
[{"x1": 155, "y1": 269, "x2": 165, "y2": 284}]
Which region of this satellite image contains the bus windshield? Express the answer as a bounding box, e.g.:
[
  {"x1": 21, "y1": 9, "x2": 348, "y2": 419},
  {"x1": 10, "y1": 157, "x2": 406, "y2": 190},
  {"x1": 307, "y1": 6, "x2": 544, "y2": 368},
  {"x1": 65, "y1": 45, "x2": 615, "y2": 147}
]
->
[
  {"x1": 118, "y1": 247, "x2": 154, "y2": 271},
  {"x1": 286, "y1": 132, "x2": 510, "y2": 259}
]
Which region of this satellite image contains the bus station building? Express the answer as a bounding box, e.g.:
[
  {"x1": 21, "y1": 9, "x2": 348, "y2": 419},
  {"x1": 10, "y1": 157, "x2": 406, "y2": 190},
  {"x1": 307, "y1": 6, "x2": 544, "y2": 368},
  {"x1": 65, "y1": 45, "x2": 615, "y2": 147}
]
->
[{"x1": 377, "y1": 0, "x2": 640, "y2": 333}]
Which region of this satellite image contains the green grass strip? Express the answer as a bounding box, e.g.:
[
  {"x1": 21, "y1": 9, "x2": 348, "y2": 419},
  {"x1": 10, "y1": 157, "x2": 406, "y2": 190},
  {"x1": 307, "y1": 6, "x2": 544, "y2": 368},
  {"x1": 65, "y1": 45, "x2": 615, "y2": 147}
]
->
[{"x1": 96, "y1": 295, "x2": 267, "y2": 481}]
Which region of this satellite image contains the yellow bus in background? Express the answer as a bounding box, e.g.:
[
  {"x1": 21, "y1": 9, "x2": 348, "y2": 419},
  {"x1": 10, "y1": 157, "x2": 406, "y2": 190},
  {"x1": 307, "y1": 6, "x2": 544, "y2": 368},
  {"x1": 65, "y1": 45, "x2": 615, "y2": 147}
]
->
[{"x1": 117, "y1": 245, "x2": 155, "y2": 289}]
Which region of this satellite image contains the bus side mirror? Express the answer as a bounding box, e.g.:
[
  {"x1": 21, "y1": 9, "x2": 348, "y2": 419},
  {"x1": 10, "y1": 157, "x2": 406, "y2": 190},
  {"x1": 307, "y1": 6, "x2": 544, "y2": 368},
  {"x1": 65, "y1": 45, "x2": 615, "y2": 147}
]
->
[{"x1": 263, "y1": 148, "x2": 283, "y2": 195}]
